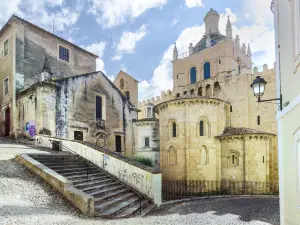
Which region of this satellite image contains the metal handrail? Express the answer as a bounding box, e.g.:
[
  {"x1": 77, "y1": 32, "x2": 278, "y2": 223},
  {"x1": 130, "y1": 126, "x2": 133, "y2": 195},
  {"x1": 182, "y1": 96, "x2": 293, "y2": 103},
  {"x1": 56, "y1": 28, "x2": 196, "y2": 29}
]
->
[{"x1": 49, "y1": 140, "x2": 144, "y2": 214}]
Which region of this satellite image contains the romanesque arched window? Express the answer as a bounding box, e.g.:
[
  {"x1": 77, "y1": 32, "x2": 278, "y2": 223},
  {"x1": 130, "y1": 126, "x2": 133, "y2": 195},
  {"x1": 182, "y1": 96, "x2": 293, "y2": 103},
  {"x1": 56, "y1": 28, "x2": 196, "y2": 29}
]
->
[
  {"x1": 120, "y1": 78, "x2": 124, "y2": 89},
  {"x1": 205, "y1": 84, "x2": 212, "y2": 97},
  {"x1": 213, "y1": 82, "x2": 221, "y2": 97},
  {"x1": 169, "y1": 146, "x2": 177, "y2": 166},
  {"x1": 176, "y1": 93, "x2": 180, "y2": 98},
  {"x1": 172, "y1": 122, "x2": 177, "y2": 138},
  {"x1": 198, "y1": 87, "x2": 202, "y2": 96},
  {"x1": 228, "y1": 151, "x2": 239, "y2": 167},
  {"x1": 204, "y1": 62, "x2": 211, "y2": 79},
  {"x1": 190, "y1": 89, "x2": 195, "y2": 95},
  {"x1": 200, "y1": 120, "x2": 204, "y2": 136},
  {"x1": 190, "y1": 67, "x2": 196, "y2": 84}
]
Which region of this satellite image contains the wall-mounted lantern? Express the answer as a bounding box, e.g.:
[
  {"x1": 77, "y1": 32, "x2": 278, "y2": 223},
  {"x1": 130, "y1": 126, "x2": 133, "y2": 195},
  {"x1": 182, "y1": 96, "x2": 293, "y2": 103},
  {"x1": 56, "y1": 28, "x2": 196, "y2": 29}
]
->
[{"x1": 250, "y1": 76, "x2": 282, "y2": 111}]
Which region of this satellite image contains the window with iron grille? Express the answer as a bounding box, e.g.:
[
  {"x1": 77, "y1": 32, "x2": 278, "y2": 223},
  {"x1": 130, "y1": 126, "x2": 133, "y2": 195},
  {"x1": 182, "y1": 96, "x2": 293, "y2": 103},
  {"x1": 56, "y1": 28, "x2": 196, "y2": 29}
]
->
[
  {"x1": 4, "y1": 40, "x2": 8, "y2": 58},
  {"x1": 4, "y1": 78, "x2": 8, "y2": 95},
  {"x1": 172, "y1": 122, "x2": 177, "y2": 137},
  {"x1": 59, "y1": 45, "x2": 70, "y2": 62},
  {"x1": 145, "y1": 137, "x2": 149, "y2": 147}
]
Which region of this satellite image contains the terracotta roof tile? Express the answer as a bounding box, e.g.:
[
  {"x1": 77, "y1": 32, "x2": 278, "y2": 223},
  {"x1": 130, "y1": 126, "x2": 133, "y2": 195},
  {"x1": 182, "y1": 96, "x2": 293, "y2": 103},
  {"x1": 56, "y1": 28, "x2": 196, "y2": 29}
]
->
[{"x1": 216, "y1": 127, "x2": 275, "y2": 138}]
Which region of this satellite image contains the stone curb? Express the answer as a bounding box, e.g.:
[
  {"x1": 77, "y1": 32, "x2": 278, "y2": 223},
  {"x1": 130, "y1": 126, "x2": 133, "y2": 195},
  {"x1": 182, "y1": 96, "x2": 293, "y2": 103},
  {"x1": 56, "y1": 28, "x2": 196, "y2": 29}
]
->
[{"x1": 161, "y1": 195, "x2": 279, "y2": 206}]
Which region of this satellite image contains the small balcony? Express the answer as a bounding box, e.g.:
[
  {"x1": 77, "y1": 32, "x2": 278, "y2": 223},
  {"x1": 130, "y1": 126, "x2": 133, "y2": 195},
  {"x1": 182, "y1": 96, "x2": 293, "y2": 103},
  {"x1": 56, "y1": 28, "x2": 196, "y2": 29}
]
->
[{"x1": 96, "y1": 119, "x2": 105, "y2": 130}]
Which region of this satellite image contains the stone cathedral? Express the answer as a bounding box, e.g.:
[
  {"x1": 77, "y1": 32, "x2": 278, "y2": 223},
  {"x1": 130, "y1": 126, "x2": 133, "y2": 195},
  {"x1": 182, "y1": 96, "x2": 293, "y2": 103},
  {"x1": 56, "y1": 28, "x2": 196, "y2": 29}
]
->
[{"x1": 115, "y1": 9, "x2": 278, "y2": 187}]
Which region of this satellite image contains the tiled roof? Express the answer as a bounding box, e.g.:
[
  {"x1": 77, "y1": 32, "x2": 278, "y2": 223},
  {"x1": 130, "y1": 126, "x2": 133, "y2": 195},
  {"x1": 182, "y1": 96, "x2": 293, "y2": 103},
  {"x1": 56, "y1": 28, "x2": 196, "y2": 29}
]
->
[{"x1": 216, "y1": 127, "x2": 275, "y2": 138}]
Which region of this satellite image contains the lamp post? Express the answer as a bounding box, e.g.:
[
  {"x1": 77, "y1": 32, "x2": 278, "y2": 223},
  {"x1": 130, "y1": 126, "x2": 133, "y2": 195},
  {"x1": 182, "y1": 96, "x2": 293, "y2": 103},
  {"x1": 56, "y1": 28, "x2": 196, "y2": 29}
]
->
[{"x1": 250, "y1": 76, "x2": 283, "y2": 111}]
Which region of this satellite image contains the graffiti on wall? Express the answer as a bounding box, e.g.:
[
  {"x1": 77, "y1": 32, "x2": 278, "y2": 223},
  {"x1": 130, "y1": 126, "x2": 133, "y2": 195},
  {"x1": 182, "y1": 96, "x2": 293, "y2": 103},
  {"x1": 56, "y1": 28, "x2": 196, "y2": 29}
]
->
[{"x1": 25, "y1": 121, "x2": 36, "y2": 137}]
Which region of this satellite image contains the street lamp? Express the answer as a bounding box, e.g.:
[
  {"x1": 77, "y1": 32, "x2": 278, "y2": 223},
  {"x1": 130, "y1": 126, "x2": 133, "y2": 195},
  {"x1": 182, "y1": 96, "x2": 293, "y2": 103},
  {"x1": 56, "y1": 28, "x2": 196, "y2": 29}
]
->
[{"x1": 250, "y1": 76, "x2": 283, "y2": 111}]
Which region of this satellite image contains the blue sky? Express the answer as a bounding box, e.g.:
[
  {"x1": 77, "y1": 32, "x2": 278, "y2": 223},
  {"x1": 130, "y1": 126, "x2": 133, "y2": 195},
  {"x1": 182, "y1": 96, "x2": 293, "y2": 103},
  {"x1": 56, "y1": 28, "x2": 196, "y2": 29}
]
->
[{"x1": 0, "y1": 0, "x2": 275, "y2": 101}]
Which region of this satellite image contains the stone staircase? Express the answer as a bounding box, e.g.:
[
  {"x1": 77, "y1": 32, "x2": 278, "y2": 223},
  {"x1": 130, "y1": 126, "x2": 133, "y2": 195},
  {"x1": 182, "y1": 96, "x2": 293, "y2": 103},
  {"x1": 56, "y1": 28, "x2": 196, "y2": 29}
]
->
[{"x1": 29, "y1": 154, "x2": 156, "y2": 218}]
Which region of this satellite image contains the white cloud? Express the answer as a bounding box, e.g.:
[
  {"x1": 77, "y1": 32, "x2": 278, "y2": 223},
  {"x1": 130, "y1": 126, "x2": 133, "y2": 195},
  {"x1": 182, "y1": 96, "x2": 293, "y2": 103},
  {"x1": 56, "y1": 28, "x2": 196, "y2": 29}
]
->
[
  {"x1": 185, "y1": 0, "x2": 204, "y2": 8},
  {"x1": 84, "y1": 41, "x2": 106, "y2": 58},
  {"x1": 113, "y1": 25, "x2": 148, "y2": 60},
  {"x1": 0, "y1": 0, "x2": 79, "y2": 33},
  {"x1": 45, "y1": 0, "x2": 63, "y2": 7},
  {"x1": 171, "y1": 18, "x2": 179, "y2": 26},
  {"x1": 88, "y1": 0, "x2": 168, "y2": 28},
  {"x1": 82, "y1": 41, "x2": 106, "y2": 72},
  {"x1": 139, "y1": 7, "x2": 275, "y2": 100},
  {"x1": 111, "y1": 54, "x2": 122, "y2": 61}
]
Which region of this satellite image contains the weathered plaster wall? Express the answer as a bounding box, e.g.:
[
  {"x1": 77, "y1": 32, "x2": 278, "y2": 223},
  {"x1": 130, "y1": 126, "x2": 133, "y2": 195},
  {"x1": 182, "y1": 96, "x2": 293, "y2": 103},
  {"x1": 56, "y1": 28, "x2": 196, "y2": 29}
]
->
[
  {"x1": 16, "y1": 83, "x2": 56, "y2": 137},
  {"x1": 0, "y1": 25, "x2": 15, "y2": 135},
  {"x1": 55, "y1": 72, "x2": 137, "y2": 156},
  {"x1": 14, "y1": 22, "x2": 96, "y2": 91}
]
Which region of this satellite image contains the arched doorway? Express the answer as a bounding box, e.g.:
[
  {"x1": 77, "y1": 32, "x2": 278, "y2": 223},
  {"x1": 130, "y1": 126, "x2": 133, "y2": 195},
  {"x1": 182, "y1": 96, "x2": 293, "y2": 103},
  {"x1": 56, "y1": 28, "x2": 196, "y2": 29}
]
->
[{"x1": 4, "y1": 108, "x2": 10, "y2": 136}]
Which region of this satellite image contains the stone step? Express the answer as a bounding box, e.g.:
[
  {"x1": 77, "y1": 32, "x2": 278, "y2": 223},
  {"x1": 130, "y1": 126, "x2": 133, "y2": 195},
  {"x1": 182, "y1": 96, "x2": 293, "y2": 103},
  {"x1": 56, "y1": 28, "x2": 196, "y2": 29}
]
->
[
  {"x1": 94, "y1": 192, "x2": 136, "y2": 213},
  {"x1": 54, "y1": 167, "x2": 99, "y2": 174},
  {"x1": 94, "y1": 188, "x2": 131, "y2": 204},
  {"x1": 81, "y1": 181, "x2": 118, "y2": 193},
  {"x1": 136, "y1": 203, "x2": 157, "y2": 217},
  {"x1": 89, "y1": 185, "x2": 124, "y2": 197},
  {"x1": 96, "y1": 196, "x2": 140, "y2": 218},
  {"x1": 68, "y1": 173, "x2": 106, "y2": 182},
  {"x1": 62, "y1": 170, "x2": 102, "y2": 178},
  {"x1": 42, "y1": 162, "x2": 87, "y2": 167},
  {"x1": 30, "y1": 155, "x2": 76, "y2": 161},
  {"x1": 115, "y1": 199, "x2": 149, "y2": 219},
  {"x1": 74, "y1": 178, "x2": 112, "y2": 189},
  {"x1": 36, "y1": 159, "x2": 84, "y2": 164},
  {"x1": 44, "y1": 164, "x2": 87, "y2": 169}
]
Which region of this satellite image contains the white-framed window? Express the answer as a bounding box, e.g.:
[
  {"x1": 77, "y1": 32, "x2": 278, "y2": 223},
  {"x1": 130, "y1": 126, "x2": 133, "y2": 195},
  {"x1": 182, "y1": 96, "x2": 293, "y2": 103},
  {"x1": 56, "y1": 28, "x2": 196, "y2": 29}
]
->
[
  {"x1": 3, "y1": 39, "x2": 9, "y2": 58},
  {"x1": 144, "y1": 137, "x2": 150, "y2": 147},
  {"x1": 58, "y1": 44, "x2": 70, "y2": 62},
  {"x1": 294, "y1": 0, "x2": 300, "y2": 68},
  {"x1": 3, "y1": 77, "x2": 8, "y2": 96}
]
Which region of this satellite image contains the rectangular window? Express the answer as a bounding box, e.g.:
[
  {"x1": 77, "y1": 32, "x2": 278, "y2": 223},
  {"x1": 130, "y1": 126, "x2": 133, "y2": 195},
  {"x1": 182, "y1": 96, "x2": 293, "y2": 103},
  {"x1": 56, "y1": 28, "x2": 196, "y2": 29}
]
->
[
  {"x1": 257, "y1": 115, "x2": 260, "y2": 125},
  {"x1": 96, "y1": 96, "x2": 102, "y2": 120},
  {"x1": 3, "y1": 40, "x2": 8, "y2": 58},
  {"x1": 145, "y1": 137, "x2": 149, "y2": 147},
  {"x1": 230, "y1": 106, "x2": 233, "y2": 112},
  {"x1": 4, "y1": 78, "x2": 8, "y2": 96},
  {"x1": 74, "y1": 131, "x2": 83, "y2": 141},
  {"x1": 146, "y1": 107, "x2": 152, "y2": 118},
  {"x1": 59, "y1": 45, "x2": 70, "y2": 62}
]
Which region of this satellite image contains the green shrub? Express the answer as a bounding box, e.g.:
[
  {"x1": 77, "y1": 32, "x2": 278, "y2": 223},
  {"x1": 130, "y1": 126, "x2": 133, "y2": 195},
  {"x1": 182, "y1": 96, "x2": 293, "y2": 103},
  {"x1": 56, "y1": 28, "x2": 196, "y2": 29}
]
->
[
  {"x1": 39, "y1": 128, "x2": 51, "y2": 136},
  {"x1": 134, "y1": 156, "x2": 153, "y2": 167}
]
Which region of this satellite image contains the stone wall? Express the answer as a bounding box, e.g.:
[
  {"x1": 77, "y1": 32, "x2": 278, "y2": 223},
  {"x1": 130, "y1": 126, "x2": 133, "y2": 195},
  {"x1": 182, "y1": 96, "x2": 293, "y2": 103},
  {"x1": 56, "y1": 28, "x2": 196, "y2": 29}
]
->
[{"x1": 156, "y1": 97, "x2": 228, "y2": 180}]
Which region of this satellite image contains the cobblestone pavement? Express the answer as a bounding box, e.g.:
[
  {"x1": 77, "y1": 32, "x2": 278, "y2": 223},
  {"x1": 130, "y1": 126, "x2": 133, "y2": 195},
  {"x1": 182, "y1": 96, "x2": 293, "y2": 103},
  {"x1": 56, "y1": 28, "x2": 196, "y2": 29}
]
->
[{"x1": 0, "y1": 140, "x2": 279, "y2": 225}]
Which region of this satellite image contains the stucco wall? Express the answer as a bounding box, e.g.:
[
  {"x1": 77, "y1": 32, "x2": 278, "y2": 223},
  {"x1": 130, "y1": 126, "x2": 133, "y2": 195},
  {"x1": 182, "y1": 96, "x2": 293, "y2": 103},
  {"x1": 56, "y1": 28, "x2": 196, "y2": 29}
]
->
[
  {"x1": 14, "y1": 22, "x2": 96, "y2": 90},
  {"x1": 54, "y1": 72, "x2": 137, "y2": 156},
  {"x1": 0, "y1": 25, "x2": 15, "y2": 135},
  {"x1": 275, "y1": 0, "x2": 300, "y2": 223}
]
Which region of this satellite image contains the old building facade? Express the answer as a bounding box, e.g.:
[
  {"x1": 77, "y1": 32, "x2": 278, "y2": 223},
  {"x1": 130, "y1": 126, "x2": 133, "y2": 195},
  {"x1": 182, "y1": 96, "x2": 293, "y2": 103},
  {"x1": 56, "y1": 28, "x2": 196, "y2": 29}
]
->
[
  {"x1": 0, "y1": 16, "x2": 138, "y2": 157},
  {"x1": 0, "y1": 15, "x2": 97, "y2": 137},
  {"x1": 137, "y1": 9, "x2": 278, "y2": 188}
]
